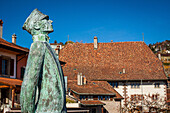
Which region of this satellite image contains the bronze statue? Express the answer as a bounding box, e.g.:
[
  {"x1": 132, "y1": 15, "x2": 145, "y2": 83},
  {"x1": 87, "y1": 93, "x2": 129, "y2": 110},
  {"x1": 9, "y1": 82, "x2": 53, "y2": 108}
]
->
[{"x1": 20, "y1": 9, "x2": 66, "y2": 113}]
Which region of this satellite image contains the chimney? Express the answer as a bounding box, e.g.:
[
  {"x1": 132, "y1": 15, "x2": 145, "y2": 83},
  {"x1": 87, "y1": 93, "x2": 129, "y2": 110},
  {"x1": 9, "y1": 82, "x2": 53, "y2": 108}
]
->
[
  {"x1": 111, "y1": 40, "x2": 113, "y2": 43},
  {"x1": 0, "y1": 19, "x2": 3, "y2": 38},
  {"x1": 77, "y1": 73, "x2": 83, "y2": 85},
  {"x1": 77, "y1": 73, "x2": 81, "y2": 85},
  {"x1": 80, "y1": 73, "x2": 83, "y2": 85},
  {"x1": 158, "y1": 54, "x2": 161, "y2": 60},
  {"x1": 12, "y1": 34, "x2": 17, "y2": 44},
  {"x1": 94, "y1": 36, "x2": 98, "y2": 49},
  {"x1": 123, "y1": 68, "x2": 126, "y2": 74},
  {"x1": 83, "y1": 76, "x2": 87, "y2": 85},
  {"x1": 55, "y1": 45, "x2": 60, "y2": 55}
]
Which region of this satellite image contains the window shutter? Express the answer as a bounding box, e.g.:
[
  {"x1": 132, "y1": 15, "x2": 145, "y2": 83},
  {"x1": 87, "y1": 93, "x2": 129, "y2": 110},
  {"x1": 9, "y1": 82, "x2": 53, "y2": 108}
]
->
[
  {"x1": 0, "y1": 56, "x2": 2, "y2": 74},
  {"x1": 21, "y1": 67, "x2": 25, "y2": 79},
  {"x1": 10, "y1": 59, "x2": 14, "y2": 76}
]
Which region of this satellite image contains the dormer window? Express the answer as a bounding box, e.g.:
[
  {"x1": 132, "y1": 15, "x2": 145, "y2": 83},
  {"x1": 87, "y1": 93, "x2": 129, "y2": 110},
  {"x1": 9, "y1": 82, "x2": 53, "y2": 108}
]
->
[{"x1": 119, "y1": 72, "x2": 122, "y2": 74}]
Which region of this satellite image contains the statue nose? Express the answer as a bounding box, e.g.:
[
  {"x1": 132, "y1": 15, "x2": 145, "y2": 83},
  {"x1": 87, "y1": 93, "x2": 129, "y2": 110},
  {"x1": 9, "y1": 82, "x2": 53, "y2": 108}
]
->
[{"x1": 49, "y1": 20, "x2": 53, "y2": 23}]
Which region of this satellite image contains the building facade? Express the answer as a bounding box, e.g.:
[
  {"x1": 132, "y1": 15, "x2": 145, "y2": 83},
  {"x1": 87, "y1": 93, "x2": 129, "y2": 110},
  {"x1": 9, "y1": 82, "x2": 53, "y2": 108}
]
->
[
  {"x1": 59, "y1": 37, "x2": 167, "y2": 112},
  {"x1": 0, "y1": 20, "x2": 29, "y2": 111}
]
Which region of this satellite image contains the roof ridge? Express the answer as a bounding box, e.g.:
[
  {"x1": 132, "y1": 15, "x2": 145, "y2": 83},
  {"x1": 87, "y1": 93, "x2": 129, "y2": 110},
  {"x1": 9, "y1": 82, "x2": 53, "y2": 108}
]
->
[{"x1": 62, "y1": 41, "x2": 145, "y2": 49}]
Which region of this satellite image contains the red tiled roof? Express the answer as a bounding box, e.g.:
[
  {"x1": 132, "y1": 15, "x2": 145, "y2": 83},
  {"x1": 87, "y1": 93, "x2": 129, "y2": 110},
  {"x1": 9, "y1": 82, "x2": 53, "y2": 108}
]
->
[
  {"x1": 93, "y1": 81, "x2": 123, "y2": 99},
  {"x1": 59, "y1": 41, "x2": 167, "y2": 81},
  {"x1": 80, "y1": 100, "x2": 105, "y2": 106},
  {"x1": 0, "y1": 77, "x2": 22, "y2": 87},
  {"x1": 0, "y1": 38, "x2": 29, "y2": 53},
  {"x1": 68, "y1": 80, "x2": 115, "y2": 95}
]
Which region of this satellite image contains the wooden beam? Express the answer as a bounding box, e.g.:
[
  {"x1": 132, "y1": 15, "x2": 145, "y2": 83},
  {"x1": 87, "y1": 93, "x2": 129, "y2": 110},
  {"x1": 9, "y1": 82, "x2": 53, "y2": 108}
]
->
[
  {"x1": 102, "y1": 107, "x2": 104, "y2": 113},
  {"x1": 0, "y1": 85, "x2": 9, "y2": 88},
  {"x1": 12, "y1": 88, "x2": 15, "y2": 108}
]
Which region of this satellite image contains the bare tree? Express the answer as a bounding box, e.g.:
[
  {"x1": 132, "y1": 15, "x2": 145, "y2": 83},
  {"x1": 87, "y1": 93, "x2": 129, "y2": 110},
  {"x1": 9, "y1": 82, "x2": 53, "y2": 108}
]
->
[{"x1": 122, "y1": 94, "x2": 167, "y2": 113}]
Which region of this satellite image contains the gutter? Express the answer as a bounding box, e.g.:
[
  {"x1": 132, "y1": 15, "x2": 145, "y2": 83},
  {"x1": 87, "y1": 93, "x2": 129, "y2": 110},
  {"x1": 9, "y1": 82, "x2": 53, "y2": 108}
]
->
[{"x1": 71, "y1": 89, "x2": 116, "y2": 96}]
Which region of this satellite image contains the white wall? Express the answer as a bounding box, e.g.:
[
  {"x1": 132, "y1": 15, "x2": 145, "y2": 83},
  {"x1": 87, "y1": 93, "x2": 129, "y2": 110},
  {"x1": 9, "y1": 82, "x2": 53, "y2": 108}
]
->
[
  {"x1": 114, "y1": 81, "x2": 166, "y2": 107},
  {"x1": 0, "y1": 52, "x2": 16, "y2": 78},
  {"x1": 66, "y1": 103, "x2": 80, "y2": 108},
  {"x1": 51, "y1": 45, "x2": 62, "y2": 50}
]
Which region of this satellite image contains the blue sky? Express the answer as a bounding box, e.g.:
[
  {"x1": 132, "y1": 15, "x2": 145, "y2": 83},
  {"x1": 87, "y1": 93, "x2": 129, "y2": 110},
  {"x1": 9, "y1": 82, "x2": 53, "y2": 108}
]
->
[{"x1": 0, "y1": 0, "x2": 170, "y2": 48}]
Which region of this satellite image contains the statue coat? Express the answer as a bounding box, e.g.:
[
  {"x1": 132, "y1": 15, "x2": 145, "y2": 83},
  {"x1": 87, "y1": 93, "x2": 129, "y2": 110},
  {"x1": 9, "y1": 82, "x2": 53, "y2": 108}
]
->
[{"x1": 20, "y1": 41, "x2": 66, "y2": 113}]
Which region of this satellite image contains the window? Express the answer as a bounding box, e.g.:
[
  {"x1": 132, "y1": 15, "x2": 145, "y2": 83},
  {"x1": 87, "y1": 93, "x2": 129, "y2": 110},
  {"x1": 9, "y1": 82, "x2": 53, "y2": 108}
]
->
[
  {"x1": 98, "y1": 96, "x2": 100, "y2": 100},
  {"x1": 152, "y1": 94, "x2": 159, "y2": 100},
  {"x1": 101, "y1": 96, "x2": 103, "y2": 100},
  {"x1": 80, "y1": 96, "x2": 82, "y2": 100},
  {"x1": 105, "y1": 96, "x2": 110, "y2": 100},
  {"x1": 119, "y1": 72, "x2": 122, "y2": 74},
  {"x1": 137, "y1": 83, "x2": 140, "y2": 88},
  {"x1": 2, "y1": 59, "x2": 8, "y2": 75},
  {"x1": 131, "y1": 94, "x2": 144, "y2": 101},
  {"x1": 80, "y1": 96, "x2": 86, "y2": 100},
  {"x1": 108, "y1": 82, "x2": 119, "y2": 88},
  {"x1": 88, "y1": 96, "x2": 93, "y2": 100},
  {"x1": 0, "y1": 56, "x2": 14, "y2": 77},
  {"x1": 98, "y1": 96, "x2": 103, "y2": 100},
  {"x1": 21, "y1": 67, "x2": 25, "y2": 79},
  {"x1": 114, "y1": 82, "x2": 118, "y2": 88},
  {"x1": 108, "y1": 96, "x2": 110, "y2": 100},
  {"x1": 131, "y1": 95, "x2": 137, "y2": 101},
  {"x1": 154, "y1": 83, "x2": 160, "y2": 88},
  {"x1": 131, "y1": 82, "x2": 140, "y2": 88},
  {"x1": 83, "y1": 96, "x2": 86, "y2": 100},
  {"x1": 105, "y1": 96, "x2": 107, "y2": 100}
]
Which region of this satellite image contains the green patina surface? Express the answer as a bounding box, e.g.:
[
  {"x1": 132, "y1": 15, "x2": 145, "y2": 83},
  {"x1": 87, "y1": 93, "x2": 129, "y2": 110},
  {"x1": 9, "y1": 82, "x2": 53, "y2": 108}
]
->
[{"x1": 20, "y1": 9, "x2": 66, "y2": 113}]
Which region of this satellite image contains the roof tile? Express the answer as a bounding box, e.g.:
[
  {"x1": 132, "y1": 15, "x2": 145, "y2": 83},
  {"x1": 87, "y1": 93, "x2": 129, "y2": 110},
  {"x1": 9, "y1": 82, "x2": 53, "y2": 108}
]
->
[{"x1": 59, "y1": 42, "x2": 167, "y2": 81}]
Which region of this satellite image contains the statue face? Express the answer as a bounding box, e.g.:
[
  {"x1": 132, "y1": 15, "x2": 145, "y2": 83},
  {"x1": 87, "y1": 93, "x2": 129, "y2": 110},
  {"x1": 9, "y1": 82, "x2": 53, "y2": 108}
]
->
[
  {"x1": 41, "y1": 19, "x2": 53, "y2": 33},
  {"x1": 23, "y1": 9, "x2": 54, "y2": 36},
  {"x1": 32, "y1": 18, "x2": 53, "y2": 35}
]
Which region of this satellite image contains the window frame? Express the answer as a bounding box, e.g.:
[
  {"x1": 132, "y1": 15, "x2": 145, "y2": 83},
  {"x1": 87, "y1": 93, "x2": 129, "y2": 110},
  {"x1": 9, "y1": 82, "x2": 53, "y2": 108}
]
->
[{"x1": 0, "y1": 56, "x2": 14, "y2": 77}]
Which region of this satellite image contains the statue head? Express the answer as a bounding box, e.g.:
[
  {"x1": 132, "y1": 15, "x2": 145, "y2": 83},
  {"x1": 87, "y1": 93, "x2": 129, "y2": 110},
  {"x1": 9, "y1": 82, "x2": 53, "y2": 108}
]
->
[{"x1": 23, "y1": 9, "x2": 53, "y2": 36}]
